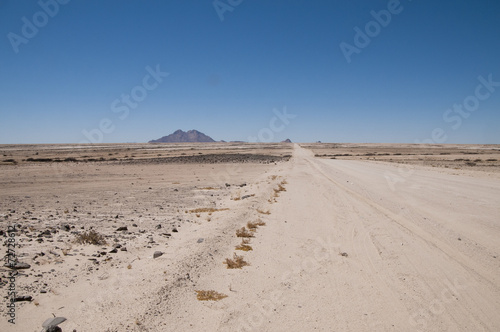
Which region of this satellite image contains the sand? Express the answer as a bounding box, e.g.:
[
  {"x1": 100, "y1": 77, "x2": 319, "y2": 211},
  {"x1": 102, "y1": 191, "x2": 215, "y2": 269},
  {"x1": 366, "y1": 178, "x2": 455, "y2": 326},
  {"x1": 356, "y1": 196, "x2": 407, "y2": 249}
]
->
[{"x1": 1, "y1": 143, "x2": 499, "y2": 331}]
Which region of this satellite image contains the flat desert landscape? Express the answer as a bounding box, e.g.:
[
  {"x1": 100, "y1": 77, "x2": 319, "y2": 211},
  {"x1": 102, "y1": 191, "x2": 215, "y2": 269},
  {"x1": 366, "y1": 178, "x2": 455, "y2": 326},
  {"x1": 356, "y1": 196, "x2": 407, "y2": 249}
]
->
[{"x1": 1, "y1": 143, "x2": 499, "y2": 331}]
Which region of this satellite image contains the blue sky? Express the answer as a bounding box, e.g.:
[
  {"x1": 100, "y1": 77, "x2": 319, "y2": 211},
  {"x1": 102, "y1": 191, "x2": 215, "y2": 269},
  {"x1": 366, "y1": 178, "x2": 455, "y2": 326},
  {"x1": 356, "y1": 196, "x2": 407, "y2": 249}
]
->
[{"x1": 1, "y1": 0, "x2": 499, "y2": 144}]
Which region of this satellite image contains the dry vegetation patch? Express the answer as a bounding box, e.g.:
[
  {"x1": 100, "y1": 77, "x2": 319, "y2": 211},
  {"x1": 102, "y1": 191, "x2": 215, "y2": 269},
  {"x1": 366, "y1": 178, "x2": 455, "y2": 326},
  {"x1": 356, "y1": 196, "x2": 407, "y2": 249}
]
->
[
  {"x1": 235, "y1": 238, "x2": 253, "y2": 251},
  {"x1": 247, "y1": 219, "x2": 266, "y2": 230},
  {"x1": 195, "y1": 290, "x2": 228, "y2": 301},
  {"x1": 74, "y1": 230, "x2": 107, "y2": 245},
  {"x1": 224, "y1": 253, "x2": 250, "y2": 269},
  {"x1": 189, "y1": 207, "x2": 229, "y2": 213},
  {"x1": 236, "y1": 227, "x2": 254, "y2": 238}
]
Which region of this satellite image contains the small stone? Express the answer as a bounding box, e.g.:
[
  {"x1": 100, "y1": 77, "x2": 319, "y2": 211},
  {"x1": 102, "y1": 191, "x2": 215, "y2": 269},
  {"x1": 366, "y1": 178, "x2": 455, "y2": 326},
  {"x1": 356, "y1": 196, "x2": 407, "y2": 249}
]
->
[
  {"x1": 109, "y1": 248, "x2": 118, "y2": 254},
  {"x1": 40, "y1": 289, "x2": 47, "y2": 293},
  {"x1": 6, "y1": 262, "x2": 31, "y2": 270},
  {"x1": 14, "y1": 295, "x2": 32, "y2": 302},
  {"x1": 153, "y1": 251, "x2": 163, "y2": 259},
  {"x1": 155, "y1": 224, "x2": 162, "y2": 229},
  {"x1": 120, "y1": 247, "x2": 127, "y2": 252},
  {"x1": 197, "y1": 238, "x2": 204, "y2": 243},
  {"x1": 172, "y1": 228, "x2": 178, "y2": 233},
  {"x1": 47, "y1": 327, "x2": 62, "y2": 332},
  {"x1": 116, "y1": 226, "x2": 128, "y2": 231}
]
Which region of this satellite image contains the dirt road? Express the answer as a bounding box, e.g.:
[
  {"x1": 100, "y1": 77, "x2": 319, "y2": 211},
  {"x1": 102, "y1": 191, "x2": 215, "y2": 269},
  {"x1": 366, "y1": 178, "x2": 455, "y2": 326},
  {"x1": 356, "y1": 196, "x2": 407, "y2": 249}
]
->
[{"x1": 212, "y1": 144, "x2": 500, "y2": 331}]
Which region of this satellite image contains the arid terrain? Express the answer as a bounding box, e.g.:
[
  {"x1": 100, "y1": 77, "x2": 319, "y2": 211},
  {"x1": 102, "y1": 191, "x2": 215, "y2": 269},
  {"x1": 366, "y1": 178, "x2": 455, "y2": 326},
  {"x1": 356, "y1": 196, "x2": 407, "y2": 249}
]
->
[{"x1": 1, "y1": 143, "x2": 499, "y2": 331}]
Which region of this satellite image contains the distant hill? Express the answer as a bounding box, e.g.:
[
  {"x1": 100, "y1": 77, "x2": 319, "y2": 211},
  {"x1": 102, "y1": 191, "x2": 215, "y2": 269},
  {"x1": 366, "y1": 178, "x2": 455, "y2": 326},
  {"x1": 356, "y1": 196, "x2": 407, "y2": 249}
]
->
[
  {"x1": 281, "y1": 138, "x2": 292, "y2": 143},
  {"x1": 149, "y1": 129, "x2": 216, "y2": 143}
]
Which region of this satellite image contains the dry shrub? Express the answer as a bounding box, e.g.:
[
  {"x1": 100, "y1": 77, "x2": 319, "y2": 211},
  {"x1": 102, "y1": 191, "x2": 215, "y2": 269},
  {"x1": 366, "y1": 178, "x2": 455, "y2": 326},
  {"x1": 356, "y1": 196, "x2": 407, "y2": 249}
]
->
[
  {"x1": 196, "y1": 290, "x2": 228, "y2": 301},
  {"x1": 257, "y1": 209, "x2": 270, "y2": 215},
  {"x1": 224, "y1": 253, "x2": 249, "y2": 269},
  {"x1": 235, "y1": 243, "x2": 253, "y2": 251},
  {"x1": 189, "y1": 208, "x2": 229, "y2": 213},
  {"x1": 199, "y1": 187, "x2": 218, "y2": 190},
  {"x1": 247, "y1": 219, "x2": 266, "y2": 230},
  {"x1": 231, "y1": 190, "x2": 241, "y2": 201},
  {"x1": 75, "y1": 230, "x2": 107, "y2": 245},
  {"x1": 236, "y1": 227, "x2": 254, "y2": 238},
  {"x1": 236, "y1": 238, "x2": 253, "y2": 251}
]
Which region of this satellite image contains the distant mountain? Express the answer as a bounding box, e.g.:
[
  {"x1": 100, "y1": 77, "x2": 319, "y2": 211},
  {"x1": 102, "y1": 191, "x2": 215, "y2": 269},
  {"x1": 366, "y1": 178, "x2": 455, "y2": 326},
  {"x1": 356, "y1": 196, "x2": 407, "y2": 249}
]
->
[
  {"x1": 281, "y1": 138, "x2": 292, "y2": 143},
  {"x1": 149, "y1": 129, "x2": 216, "y2": 143}
]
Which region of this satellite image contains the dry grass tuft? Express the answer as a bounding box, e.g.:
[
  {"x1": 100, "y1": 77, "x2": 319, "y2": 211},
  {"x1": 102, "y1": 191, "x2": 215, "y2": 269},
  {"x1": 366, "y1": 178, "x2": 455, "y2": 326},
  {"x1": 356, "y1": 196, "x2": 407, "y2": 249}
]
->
[
  {"x1": 75, "y1": 230, "x2": 107, "y2": 245},
  {"x1": 235, "y1": 238, "x2": 253, "y2": 251},
  {"x1": 224, "y1": 253, "x2": 249, "y2": 269},
  {"x1": 189, "y1": 207, "x2": 229, "y2": 213},
  {"x1": 247, "y1": 219, "x2": 266, "y2": 230},
  {"x1": 257, "y1": 209, "x2": 271, "y2": 215},
  {"x1": 236, "y1": 227, "x2": 254, "y2": 238},
  {"x1": 196, "y1": 290, "x2": 228, "y2": 301},
  {"x1": 199, "y1": 187, "x2": 218, "y2": 190}
]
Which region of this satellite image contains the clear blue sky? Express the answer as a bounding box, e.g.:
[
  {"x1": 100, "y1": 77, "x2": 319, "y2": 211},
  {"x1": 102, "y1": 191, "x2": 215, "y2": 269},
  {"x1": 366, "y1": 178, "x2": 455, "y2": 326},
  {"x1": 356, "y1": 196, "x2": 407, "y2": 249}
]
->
[{"x1": 1, "y1": 0, "x2": 499, "y2": 144}]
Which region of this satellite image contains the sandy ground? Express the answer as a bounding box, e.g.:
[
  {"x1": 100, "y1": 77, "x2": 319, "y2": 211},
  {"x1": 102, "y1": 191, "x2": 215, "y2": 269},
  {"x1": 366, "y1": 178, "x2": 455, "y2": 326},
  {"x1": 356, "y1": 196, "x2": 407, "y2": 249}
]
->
[
  {"x1": 1, "y1": 143, "x2": 499, "y2": 331},
  {"x1": 302, "y1": 143, "x2": 500, "y2": 175}
]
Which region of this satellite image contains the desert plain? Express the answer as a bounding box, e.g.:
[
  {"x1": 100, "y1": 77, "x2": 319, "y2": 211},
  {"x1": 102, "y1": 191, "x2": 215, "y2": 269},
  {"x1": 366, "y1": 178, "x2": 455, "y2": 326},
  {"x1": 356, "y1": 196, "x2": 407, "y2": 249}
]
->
[{"x1": 1, "y1": 142, "x2": 499, "y2": 331}]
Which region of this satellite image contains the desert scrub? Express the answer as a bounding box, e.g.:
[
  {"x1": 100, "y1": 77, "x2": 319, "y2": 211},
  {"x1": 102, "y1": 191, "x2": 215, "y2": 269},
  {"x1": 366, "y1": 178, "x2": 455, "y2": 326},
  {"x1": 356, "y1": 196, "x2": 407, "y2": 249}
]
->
[
  {"x1": 224, "y1": 253, "x2": 249, "y2": 269},
  {"x1": 236, "y1": 227, "x2": 254, "y2": 238},
  {"x1": 196, "y1": 290, "x2": 228, "y2": 301},
  {"x1": 247, "y1": 220, "x2": 266, "y2": 230},
  {"x1": 257, "y1": 209, "x2": 270, "y2": 215},
  {"x1": 235, "y1": 238, "x2": 253, "y2": 251},
  {"x1": 74, "y1": 230, "x2": 107, "y2": 245},
  {"x1": 189, "y1": 208, "x2": 229, "y2": 213}
]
